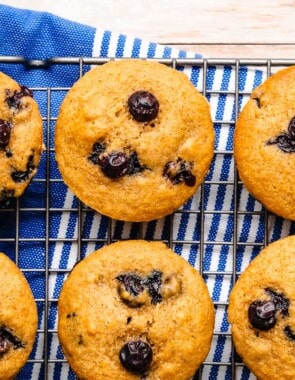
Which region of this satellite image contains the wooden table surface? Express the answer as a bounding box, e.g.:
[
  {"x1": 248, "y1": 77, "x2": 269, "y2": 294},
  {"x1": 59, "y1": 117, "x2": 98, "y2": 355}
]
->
[{"x1": 2, "y1": 0, "x2": 295, "y2": 58}]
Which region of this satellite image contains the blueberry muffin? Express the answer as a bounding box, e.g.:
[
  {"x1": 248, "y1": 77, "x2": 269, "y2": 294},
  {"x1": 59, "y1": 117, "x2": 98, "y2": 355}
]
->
[
  {"x1": 55, "y1": 59, "x2": 214, "y2": 222},
  {"x1": 228, "y1": 235, "x2": 295, "y2": 380},
  {"x1": 234, "y1": 66, "x2": 295, "y2": 220},
  {"x1": 58, "y1": 240, "x2": 215, "y2": 379},
  {"x1": 0, "y1": 252, "x2": 38, "y2": 379},
  {"x1": 0, "y1": 71, "x2": 43, "y2": 207}
]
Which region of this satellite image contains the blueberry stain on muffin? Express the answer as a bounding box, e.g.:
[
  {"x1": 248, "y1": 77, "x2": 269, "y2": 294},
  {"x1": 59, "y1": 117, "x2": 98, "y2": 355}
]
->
[
  {"x1": 116, "y1": 271, "x2": 161, "y2": 306},
  {"x1": 128, "y1": 91, "x2": 159, "y2": 122},
  {"x1": 143, "y1": 270, "x2": 163, "y2": 305},
  {"x1": 283, "y1": 325, "x2": 295, "y2": 342},
  {"x1": 248, "y1": 288, "x2": 290, "y2": 331},
  {"x1": 5, "y1": 85, "x2": 33, "y2": 111},
  {"x1": 266, "y1": 288, "x2": 289, "y2": 316},
  {"x1": 88, "y1": 141, "x2": 107, "y2": 165},
  {"x1": 163, "y1": 158, "x2": 196, "y2": 187},
  {"x1": 11, "y1": 153, "x2": 35, "y2": 183},
  {"x1": 267, "y1": 116, "x2": 295, "y2": 153},
  {"x1": 117, "y1": 273, "x2": 145, "y2": 297},
  {"x1": 0, "y1": 119, "x2": 12, "y2": 149},
  {"x1": 88, "y1": 141, "x2": 146, "y2": 178},
  {"x1": 0, "y1": 326, "x2": 24, "y2": 355},
  {"x1": 119, "y1": 339, "x2": 153, "y2": 376},
  {"x1": 116, "y1": 270, "x2": 182, "y2": 307}
]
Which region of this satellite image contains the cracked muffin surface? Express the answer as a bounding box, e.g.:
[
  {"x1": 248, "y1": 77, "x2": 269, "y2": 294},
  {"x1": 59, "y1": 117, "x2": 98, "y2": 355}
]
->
[
  {"x1": 234, "y1": 66, "x2": 295, "y2": 220},
  {"x1": 0, "y1": 253, "x2": 38, "y2": 380},
  {"x1": 0, "y1": 71, "x2": 43, "y2": 207},
  {"x1": 57, "y1": 240, "x2": 214, "y2": 380},
  {"x1": 55, "y1": 59, "x2": 214, "y2": 222}
]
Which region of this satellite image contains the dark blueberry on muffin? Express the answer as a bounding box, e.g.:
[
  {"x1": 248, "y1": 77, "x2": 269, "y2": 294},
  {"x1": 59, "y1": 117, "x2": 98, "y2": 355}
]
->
[
  {"x1": 283, "y1": 325, "x2": 295, "y2": 342},
  {"x1": 143, "y1": 270, "x2": 163, "y2": 305},
  {"x1": 88, "y1": 142, "x2": 146, "y2": 179},
  {"x1": 248, "y1": 300, "x2": 276, "y2": 330},
  {"x1": 99, "y1": 151, "x2": 130, "y2": 178},
  {"x1": 128, "y1": 151, "x2": 146, "y2": 174},
  {"x1": 128, "y1": 91, "x2": 159, "y2": 122},
  {"x1": 0, "y1": 120, "x2": 12, "y2": 149},
  {"x1": 0, "y1": 326, "x2": 23, "y2": 354},
  {"x1": 116, "y1": 273, "x2": 145, "y2": 297},
  {"x1": 163, "y1": 158, "x2": 196, "y2": 187},
  {"x1": 119, "y1": 340, "x2": 153, "y2": 375},
  {"x1": 11, "y1": 154, "x2": 35, "y2": 183},
  {"x1": 5, "y1": 85, "x2": 33, "y2": 111},
  {"x1": 248, "y1": 288, "x2": 290, "y2": 331},
  {"x1": 267, "y1": 116, "x2": 295, "y2": 153},
  {"x1": 266, "y1": 288, "x2": 289, "y2": 317},
  {"x1": 88, "y1": 141, "x2": 106, "y2": 165}
]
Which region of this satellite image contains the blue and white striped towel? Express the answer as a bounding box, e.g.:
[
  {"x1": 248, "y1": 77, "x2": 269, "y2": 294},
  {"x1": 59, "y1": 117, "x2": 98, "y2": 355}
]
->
[{"x1": 0, "y1": 4, "x2": 294, "y2": 379}]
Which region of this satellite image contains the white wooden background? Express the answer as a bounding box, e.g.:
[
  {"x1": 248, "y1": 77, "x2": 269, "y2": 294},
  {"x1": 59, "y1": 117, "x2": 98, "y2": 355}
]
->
[{"x1": 1, "y1": 0, "x2": 295, "y2": 58}]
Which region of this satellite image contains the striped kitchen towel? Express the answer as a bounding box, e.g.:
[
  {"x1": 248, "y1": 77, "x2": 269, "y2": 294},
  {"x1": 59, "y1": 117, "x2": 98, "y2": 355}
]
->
[{"x1": 0, "y1": 4, "x2": 294, "y2": 380}]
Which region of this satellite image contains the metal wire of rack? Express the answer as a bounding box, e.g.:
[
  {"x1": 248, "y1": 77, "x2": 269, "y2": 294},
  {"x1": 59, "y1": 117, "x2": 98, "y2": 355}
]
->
[{"x1": 0, "y1": 56, "x2": 295, "y2": 380}]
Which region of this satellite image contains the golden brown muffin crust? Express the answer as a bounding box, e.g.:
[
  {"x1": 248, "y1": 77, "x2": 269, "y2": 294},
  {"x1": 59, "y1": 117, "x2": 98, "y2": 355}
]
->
[
  {"x1": 58, "y1": 240, "x2": 215, "y2": 379},
  {"x1": 234, "y1": 66, "x2": 295, "y2": 220},
  {"x1": 0, "y1": 253, "x2": 38, "y2": 380},
  {"x1": 228, "y1": 235, "x2": 295, "y2": 380},
  {"x1": 55, "y1": 60, "x2": 214, "y2": 222},
  {"x1": 0, "y1": 72, "x2": 43, "y2": 205}
]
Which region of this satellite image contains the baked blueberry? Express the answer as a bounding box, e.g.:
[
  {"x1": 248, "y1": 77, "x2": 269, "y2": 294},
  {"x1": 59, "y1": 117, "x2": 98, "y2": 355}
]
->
[
  {"x1": 0, "y1": 338, "x2": 9, "y2": 355},
  {"x1": 128, "y1": 91, "x2": 159, "y2": 122},
  {"x1": 283, "y1": 325, "x2": 295, "y2": 342},
  {"x1": 119, "y1": 340, "x2": 153, "y2": 375},
  {"x1": 0, "y1": 119, "x2": 12, "y2": 149},
  {"x1": 267, "y1": 116, "x2": 295, "y2": 153},
  {"x1": 266, "y1": 288, "x2": 289, "y2": 317},
  {"x1": 0, "y1": 326, "x2": 23, "y2": 355},
  {"x1": 116, "y1": 273, "x2": 145, "y2": 297},
  {"x1": 11, "y1": 154, "x2": 35, "y2": 183},
  {"x1": 143, "y1": 270, "x2": 163, "y2": 305},
  {"x1": 5, "y1": 85, "x2": 33, "y2": 111},
  {"x1": 248, "y1": 300, "x2": 276, "y2": 330},
  {"x1": 88, "y1": 142, "x2": 146, "y2": 179},
  {"x1": 163, "y1": 158, "x2": 196, "y2": 187},
  {"x1": 128, "y1": 151, "x2": 146, "y2": 174},
  {"x1": 248, "y1": 288, "x2": 290, "y2": 331},
  {"x1": 116, "y1": 271, "x2": 164, "y2": 306},
  {"x1": 116, "y1": 273, "x2": 148, "y2": 307},
  {"x1": 99, "y1": 151, "x2": 130, "y2": 178},
  {"x1": 88, "y1": 141, "x2": 106, "y2": 165}
]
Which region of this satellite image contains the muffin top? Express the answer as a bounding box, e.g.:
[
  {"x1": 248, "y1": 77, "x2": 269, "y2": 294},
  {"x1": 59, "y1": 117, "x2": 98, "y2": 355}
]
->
[
  {"x1": 0, "y1": 252, "x2": 38, "y2": 380},
  {"x1": 55, "y1": 59, "x2": 214, "y2": 222},
  {"x1": 234, "y1": 66, "x2": 295, "y2": 220},
  {"x1": 58, "y1": 240, "x2": 215, "y2": 379},
  {"x1": 0, "y1": 71, "x2": 43, "y2": 206},
  {"x1": 228, "y1": 235, "x2": 295, "y2": 380}
]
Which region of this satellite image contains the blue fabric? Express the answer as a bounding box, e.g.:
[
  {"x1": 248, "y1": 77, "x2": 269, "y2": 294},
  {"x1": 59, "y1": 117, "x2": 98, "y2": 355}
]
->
[
  {"x1": 0, "y1": 4, "x2": 294, "y2": 380},
  {"x1": 0, "y1": 5, "x2": 95, "y2": 86}
]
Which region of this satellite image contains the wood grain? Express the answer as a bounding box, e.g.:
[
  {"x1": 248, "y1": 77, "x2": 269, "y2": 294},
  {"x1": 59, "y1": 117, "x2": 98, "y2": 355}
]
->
[{"x1": 2, "y1": 0, "x2": 295, "y2": 57}]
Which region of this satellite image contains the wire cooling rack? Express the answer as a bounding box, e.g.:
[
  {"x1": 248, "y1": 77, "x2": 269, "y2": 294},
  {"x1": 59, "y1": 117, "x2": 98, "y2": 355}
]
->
[{"x1": 0, "y1": 57, "x2": 295, "y2": 380}]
